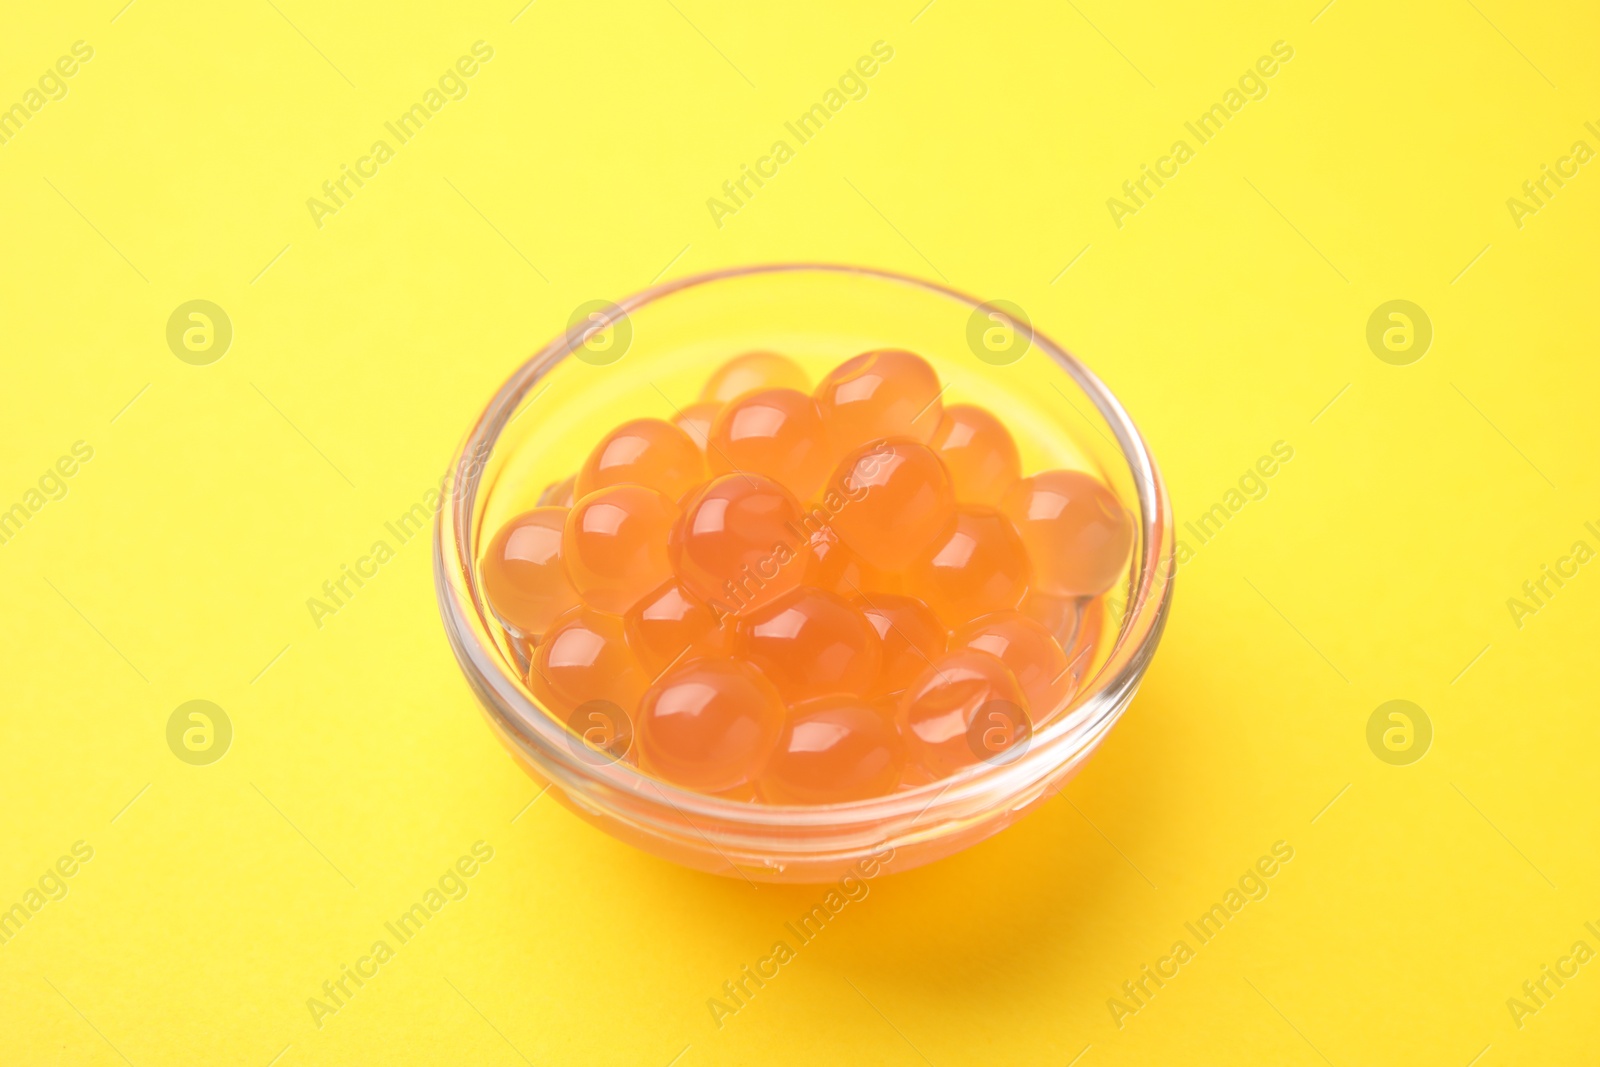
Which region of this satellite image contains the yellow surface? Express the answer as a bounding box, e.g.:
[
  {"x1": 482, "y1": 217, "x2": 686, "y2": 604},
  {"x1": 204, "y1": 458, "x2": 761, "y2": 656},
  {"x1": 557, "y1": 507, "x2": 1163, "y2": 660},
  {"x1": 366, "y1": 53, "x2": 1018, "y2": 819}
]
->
[{"x1": 2, "y1": 1, "x2": 1597, "y2": 1063}]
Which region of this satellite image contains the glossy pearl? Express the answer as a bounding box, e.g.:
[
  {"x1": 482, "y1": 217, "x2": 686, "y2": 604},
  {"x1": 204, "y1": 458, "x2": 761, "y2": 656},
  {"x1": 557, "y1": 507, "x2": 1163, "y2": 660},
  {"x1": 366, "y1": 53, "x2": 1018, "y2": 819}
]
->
[
  {"x1": 733, "y1": 585, "x2": 882, "y2": 703},
  {"x1": 814, "y1": 349, "x2": 943, "y2": 455},
  {"x1": 905, "y1": 505, "x2": 1032, "y2": 627},
  {"x1": 707, "y1": 388, "x2": 833, "y2": 501},
  {"x1": 1000, "y1": 470, "x2": 1133, "y2": 596},
  {"x1": 929, "y1": 404, "x2": 1021, "y2": 505},
  {"x1": 575, "y1": 417, "x2": 706, "y2": 502},
  {"x1": 827, "y1": 440, "x2": 956, "y2": 572},
  {"x1": 854, "y1": 593, "x2": 948, "y2": 695},
  {"x1": 564, "y1": 485, "x2": 679, "y2": 614},
  {"x1": 952, "y1": 611, "x2": 1072, "y2": 721},
  {"x1": 670, "y1": 473, "x2": 809, "y2": 617},
  {"x1": 624, "y1": 579, "x2": 727, "y2": 677},
  {"x1": 532, "y1": 606, "x2": 651, "y2": 714},
  {"x1": 761, "y1": 696, "x2": 905, "y2": 803},
  {"x1": 701, "y1": 351, "x2": 811, "y2": 404},
  {"x1": 480, "y1": 507, "x2": 581, "y2": 636},
  {"x1": 898, "y1": 649, "x2": 1031, "y2": 777},
  {"x1": 635, "y1": 657, "x2": 785, "y2": 792},
  {"x1": 802, "y1": 523, "x2": 900, "y2": 598}
]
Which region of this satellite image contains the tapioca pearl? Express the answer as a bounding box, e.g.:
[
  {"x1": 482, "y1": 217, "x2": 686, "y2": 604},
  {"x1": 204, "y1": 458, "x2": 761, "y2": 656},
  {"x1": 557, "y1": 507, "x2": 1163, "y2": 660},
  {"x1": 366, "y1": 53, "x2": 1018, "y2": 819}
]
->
[
  {"x1": 815, "y1": 349, "x2": 944, "y2": 456},
  {"x1": 708, "y1": 388, "x2": 834, "y2": 501},
  {"x1": 669, "y1": 473, "x2": 809, "y2": 617},
  {"x1": 1000, "y1": 470, "x2": 1133, "y2": 597},
  {"x1": 623, "y1": 578, "x2": 726, "y2": 678},
  {"x1": 575, "y1": 418, "x2": 706, "y2": 502},
  {"x1": 897, "y1": 649, "x2": 1031, "y2": 777},
  {"x1": 853, "y1": 593, "x2": 947, "y2": 696},
  {"x1": 802, "y1": 523, "x2": 901, "y2": 598},
  {"x1": 532, "y1": 606, "x2": 651, "y2": 713},
  {"x1": 733, "y1": 585, "x2": 882, "y2": 703},
  {"x1": 564, "y1": 485, "x2": 679, "y2": 614},
  {"x1": 701, "y1": 351, "x2": 811, "y2": 404},
  {"x1": 905, "y1": 505, "x2": 1031, "y2": 628},
  {"x1": 481, "y1": 507, "x2": 580, "y2": 637},
  {"x1": 929, "y1": 404, "x2": 1021, "y2": 506},
  {"x1": 827, "y1": 440, "x2": 955, "y2": 572},
  {"x1": 761, "y1": 695, "x2": 905, "y2": 804},
  {"x1": 952, "y1": 611, "x2": 1073, "y2": 721},
  {"x1": 635, "y1": 657, "x2": 785, "y2": 792}
]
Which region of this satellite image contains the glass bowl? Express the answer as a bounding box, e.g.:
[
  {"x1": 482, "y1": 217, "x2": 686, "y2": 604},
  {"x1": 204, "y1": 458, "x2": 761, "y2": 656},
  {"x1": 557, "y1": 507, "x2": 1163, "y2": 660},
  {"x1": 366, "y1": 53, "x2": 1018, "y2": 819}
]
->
[{"x1": 434, "y1": 263, "x2": 1174, "y2": 883}]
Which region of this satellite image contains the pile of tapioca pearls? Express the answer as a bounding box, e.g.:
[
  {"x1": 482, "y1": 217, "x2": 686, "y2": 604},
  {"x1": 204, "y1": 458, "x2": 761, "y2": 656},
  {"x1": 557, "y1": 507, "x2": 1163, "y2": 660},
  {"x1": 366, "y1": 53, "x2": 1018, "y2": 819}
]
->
[{"x1": 481, "y1": 349, "x2": 1134, "y2": 804}]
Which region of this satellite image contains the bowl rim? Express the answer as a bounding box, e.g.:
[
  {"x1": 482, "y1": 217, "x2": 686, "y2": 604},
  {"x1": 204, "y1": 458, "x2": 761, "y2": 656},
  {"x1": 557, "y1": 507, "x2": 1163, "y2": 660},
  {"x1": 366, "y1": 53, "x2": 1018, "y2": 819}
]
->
[{"x1": 434, "y1": 261, "x2": 1174, "y2": 837}]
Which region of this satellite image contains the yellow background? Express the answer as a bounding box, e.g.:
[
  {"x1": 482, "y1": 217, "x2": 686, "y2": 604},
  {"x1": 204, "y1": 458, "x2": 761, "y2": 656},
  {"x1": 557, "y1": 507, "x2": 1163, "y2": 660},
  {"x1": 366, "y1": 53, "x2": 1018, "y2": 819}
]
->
[{"x1": 2, "y1": 0, "x2": 1597, "y2": 1063}]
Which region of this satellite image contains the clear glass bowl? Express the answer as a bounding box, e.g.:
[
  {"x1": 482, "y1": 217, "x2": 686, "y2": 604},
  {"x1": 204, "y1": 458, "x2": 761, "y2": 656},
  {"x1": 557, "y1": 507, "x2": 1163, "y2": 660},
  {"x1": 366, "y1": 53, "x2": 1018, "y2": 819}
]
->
[{"x1": 434, "y1": 264, "x2": 1174, "y2": 883}]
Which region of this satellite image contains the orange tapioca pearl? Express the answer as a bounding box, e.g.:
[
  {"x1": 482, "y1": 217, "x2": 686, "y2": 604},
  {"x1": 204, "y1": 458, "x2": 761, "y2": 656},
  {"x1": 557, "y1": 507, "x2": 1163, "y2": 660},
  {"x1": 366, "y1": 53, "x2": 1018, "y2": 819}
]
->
[
  {"x1": 701, "y1": 351, "x2": 811, "y2": 404},
  {"x1": 564, "y1": 485, "x2": 679, "y2": 614},
  {"x1": 670, "y1": 473, "x2": 809, "y2": 617},
  {"x1": 760, "y1": 695, "x2": 905, "y2": 804},
  {"x1": 929, "y1": 404, "x2": 1021, "y2": 506},
  {"x1": 905, "y1": 505, "x2": 1031, "y2": 627},
  {"x1": 635, "y1": 657, "x2": 785, "y2": 793},
  {"x1": 531, "y1": 606, "x2": 650, "y2": 714},
  {"x1": 898, "y1": 649, "x2": 1031, "y2": 778},
  {"x1": 853, "y1": 593, "x2": 948, "y2": 696},
  {"x1": 538, "y1": 475, "x2": 575, "y2": 508},
  {"x1": 815, "y1": 349, "x2": 944, "y2": 456},
  {"x1": 1000, "y1": 470, "x2": 1134, "y2": 597},
  {"x1": 480, "y1": 507, "x2": 581, "y2": 637},
  {"x1": 953, "y1": 611, "x2": 1073, "y2": 722},
  {"x1": 623, "y1": 578, "x2": 728, "y2": 678},
  {"x1": 674, "y1": 402, "x2": 721, "y2": 455},
  {"x1": 708, "y1": 388, "x2": 833, "y2": 501},
  {"x1": 575, "y1": 417, "x2": 706, "y2": 502},
  {"x1": 733, "y1": 585, "x2": 882, "y2": 703},
  {"x1": 827, "y1": 440, "x2": 956, "y2": 572},
  {"x1": 802, "y1": 523, "x2": 900, "y2": 597}
]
